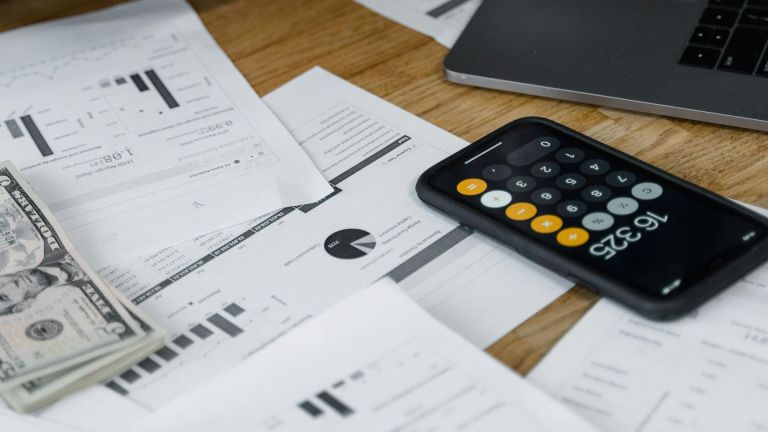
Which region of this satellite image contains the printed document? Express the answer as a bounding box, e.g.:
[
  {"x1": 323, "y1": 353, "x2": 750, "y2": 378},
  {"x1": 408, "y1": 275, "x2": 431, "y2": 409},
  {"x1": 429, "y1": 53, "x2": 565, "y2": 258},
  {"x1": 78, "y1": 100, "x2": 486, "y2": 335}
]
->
[
  {"x1": 528, "y1": 205, "x2": 768, "y2": 432},
  {"x1": 88, "y1": 67, "x2": 572, "y2": 410},
  {"x1": 355, "y1": 0, "x2": 481, "y2": 47},
  {"x1": 0, "y1": 0, "x2": 331, "y2": 267},
  {"x1": 131, "y1": 278, "x2": 597, "y2": 432}
]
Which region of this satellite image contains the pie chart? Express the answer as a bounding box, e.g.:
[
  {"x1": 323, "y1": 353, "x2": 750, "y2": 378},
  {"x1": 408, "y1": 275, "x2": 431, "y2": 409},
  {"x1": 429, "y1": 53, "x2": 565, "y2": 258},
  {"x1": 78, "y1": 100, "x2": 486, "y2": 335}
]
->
[{"x1": 324, "y1": 229, "x2": 376, "y2": 259}]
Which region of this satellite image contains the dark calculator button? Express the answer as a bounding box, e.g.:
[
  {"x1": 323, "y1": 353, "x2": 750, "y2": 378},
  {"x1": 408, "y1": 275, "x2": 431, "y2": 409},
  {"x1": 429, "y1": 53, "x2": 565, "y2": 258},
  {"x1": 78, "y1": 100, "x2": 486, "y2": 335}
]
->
[
  {"x1": 507, "y1": 176, "x2": 536, "y2": 192},
  {"x1": 531, "y1": 161, "x2": 561, "y2": 178},
  {"x1": 700, "y1": 7, "x2": 738, "y2": 27},
  {"x1": 711, "y1": 29, "x2": 730, "y2": 48},
  {"x1": 555, "y1": 148, "x2": 585, "y2": 164},
  {"x1": 718, "y1": 27, "x2": 768, "y2": 73},
  {"x1": 582, "y1": 185, "x2": 612, "y2": 202},
  {"x1": 680, "y1": 46, "x2": 721, "y2": 68},
  {"x1": 531, "y1": 188, "x2": 562, "y2": 205},
  {"x1": 580, "y1": 159, "x2": 610, "y2": 176},
  {"x1": 690, "y1": 26, "x2": 713, "y2": 45},
  {"x1": 710, "y1": 0, "x2": 745, "y2": 8},
  {"x1": 506, "y1": 137, "x2": 560, "y2": 166},
  {"x1": 740, "y1": 8, "x2": 768, "y2": 28},
  {"x1": 605, "y1": 171, "x2": 637, "y2": 188},
  {"x1": 482, "y1": 164, "x2": 512, "y2": 181},
  {"x1": 556, "y1": 173, "x2": 586, "y2": 190},
  {"x1": 557, "y1": 200, "x2": 587, "y2": 218}
]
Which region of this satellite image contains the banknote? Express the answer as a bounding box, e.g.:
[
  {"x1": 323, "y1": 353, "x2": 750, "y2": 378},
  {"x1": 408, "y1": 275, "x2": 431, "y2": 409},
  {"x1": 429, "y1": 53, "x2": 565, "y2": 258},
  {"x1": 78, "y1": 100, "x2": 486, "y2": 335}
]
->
[{"x1": 0, "y1": 162, "x2": 146, "y2": 389}]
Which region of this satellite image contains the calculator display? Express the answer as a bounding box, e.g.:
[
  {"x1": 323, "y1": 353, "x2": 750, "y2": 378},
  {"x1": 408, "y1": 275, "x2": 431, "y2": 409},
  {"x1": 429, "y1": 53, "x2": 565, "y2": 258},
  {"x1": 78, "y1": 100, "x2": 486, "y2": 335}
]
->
[{"x1": 429, "y1": 122, "x2": 765, "y2": 299}]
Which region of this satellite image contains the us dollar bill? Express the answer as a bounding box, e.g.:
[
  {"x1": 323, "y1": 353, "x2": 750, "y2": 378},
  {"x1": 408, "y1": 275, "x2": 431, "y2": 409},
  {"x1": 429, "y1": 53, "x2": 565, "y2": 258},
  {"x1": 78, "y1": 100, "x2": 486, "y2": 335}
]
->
[{"x1": 0, "y1": 161, "x2": 146, "y2": 389}]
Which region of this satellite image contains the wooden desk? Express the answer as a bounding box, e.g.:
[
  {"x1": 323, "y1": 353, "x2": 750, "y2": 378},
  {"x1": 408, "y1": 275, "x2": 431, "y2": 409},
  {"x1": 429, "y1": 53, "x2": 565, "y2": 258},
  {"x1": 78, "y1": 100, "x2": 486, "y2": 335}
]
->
[{"x1": 4, "y1": 0, "x2": 768, "y2": 376}]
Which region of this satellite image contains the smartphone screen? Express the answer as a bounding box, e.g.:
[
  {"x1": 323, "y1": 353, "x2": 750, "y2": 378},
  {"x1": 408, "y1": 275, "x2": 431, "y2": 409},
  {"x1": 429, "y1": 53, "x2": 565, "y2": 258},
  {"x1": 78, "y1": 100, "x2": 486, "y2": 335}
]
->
[{"x1": 428, "y1": 122, "x2": 766, "y2": 299}]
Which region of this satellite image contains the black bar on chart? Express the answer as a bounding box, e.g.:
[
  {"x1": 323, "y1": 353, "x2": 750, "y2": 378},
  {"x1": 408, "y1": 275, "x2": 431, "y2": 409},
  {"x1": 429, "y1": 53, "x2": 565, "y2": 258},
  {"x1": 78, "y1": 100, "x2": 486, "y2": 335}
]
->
[
  {"x1": 138, "y1": 358, "x2": 161, "y2": 374},
  {"x1": 317, "y1": 391, "x2": 354, "y2": 417},
  {"x1": 119, "y1": 369, "x2": 142, "y2": 384},
  {"x1": 173, "y1": 334, "x2": 195, "y2": 348},
  {"x1": 155, "y1": 346, "x2": 178, "y2": 362},
  {"x1": 130, "y1": 73, "x2": 149, "y2": 92},
  {"x1": 115, "y1": 77, "x2": 127, "y2": 85},
  {"x1": 224, "y1": 303, "x2": 245, "y2": 317},
  {"x1": 190, "y1": 324, "x2": 214, "y2": 340},
  {"x1": 207, "y1": 313, "x2": 243, "y2": 337},
  {"x1": 4, "y1": 119, "x2": 23, "y2": 138},
  {"x1": 20, "y1": 115, "x2": 53, "y2": 157},
  {"x1": 299, "y1": 401, "x2": 324, "y2": 418},
  {"x1": 105, "y1": 381, "x2": 128, "y2": 396},
  {"x1": 144, "y1": 69, "x2": 179, "y2": 109}
]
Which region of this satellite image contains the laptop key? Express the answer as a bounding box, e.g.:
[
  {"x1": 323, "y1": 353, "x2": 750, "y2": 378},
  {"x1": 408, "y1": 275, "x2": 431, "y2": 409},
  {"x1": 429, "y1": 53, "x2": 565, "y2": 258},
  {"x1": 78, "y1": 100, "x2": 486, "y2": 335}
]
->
[
  {"x1": 711, "y1": 28, "x2": 730, "y2": 47},
  {"x1": 691, "y1": 26, "x2": 713, "y2": 44},
  {"x1": 710, "y1": 0, "x2": 745, "y2": 7},
  {"x1": 740, "y1": 8, "x2": 768, "y2": 28},
  {"x1": 718, "y1": 27, "x2": 768, "y2": 73},
  {"x1": 700, "y1": 7, "x2": 739, "y2": 26},
  {"x1": 680, "y1": 46, "x2": 721, "y2": 68}
]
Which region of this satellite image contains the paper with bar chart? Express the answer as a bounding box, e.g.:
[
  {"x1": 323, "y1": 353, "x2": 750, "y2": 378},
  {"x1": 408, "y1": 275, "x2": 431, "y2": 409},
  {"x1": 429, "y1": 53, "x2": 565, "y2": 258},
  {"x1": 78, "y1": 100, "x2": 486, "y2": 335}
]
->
[
  {"x1": 0, "y1": 0, "x2": 331, "y2": 267},
  {"x1": 131, "y1": 279, "x2": 597, "y2": 432}
]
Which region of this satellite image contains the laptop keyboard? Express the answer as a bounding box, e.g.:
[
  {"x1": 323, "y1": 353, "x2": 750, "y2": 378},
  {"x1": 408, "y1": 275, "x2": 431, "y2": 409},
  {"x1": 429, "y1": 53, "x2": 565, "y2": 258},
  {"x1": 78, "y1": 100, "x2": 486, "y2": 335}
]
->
[{"x1": 680, "y1": 0, "x2": 768, "y2": 75}]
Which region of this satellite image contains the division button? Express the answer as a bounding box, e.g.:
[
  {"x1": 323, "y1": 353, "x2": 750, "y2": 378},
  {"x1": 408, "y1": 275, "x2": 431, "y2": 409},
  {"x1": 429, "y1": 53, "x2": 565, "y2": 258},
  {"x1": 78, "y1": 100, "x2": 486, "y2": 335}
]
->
[
  {"x1": 457, "y1": 178, "x2": 487, "y2": 196},
  {"x1": 557, "y1": 200, "x2": 588, "y2": 218},
  {"x1": 506, "y1": 176, "x2": 536, "y2": 193},
  {"x1": 580, "y1": 159, "x2": 611, "y2": 176},
  {"x1": 631, "y1": 182, "x2": 664, "y2": 200},
  {"x1": 582, "y1": 185, "x2": 612, "y2": 202},
  {"x1": 506, "y1": 202, "x2": 537, "y2": 221},
  {"x1": 557, "y1": 227, "x2": 590, "y2": 247},
  {"x1": 582, "y1": 212, "x2": 615, "y2": 231},
  {"x1": 555, "y1": 148, "x2": 585, "y2": 164},
  {"x1": 607, "y1": 197, "x2": 639, "y2": 215},
  {"x1": 531, "y1": 214, "x2": 563, "y2": 234},
  {"x1": 480, "y1": 190, "x2": 513, "y2": 208},
  {"x1": 556, "y1": 173, "x2": 586, "y2": 190},
  {"x1": 531, "y1": 188, "x2": 562, "y2": 205},
  {"x1": 531, "y1": 161, "x2": 561, "y2": 178},
  {"x1": 606, "y1": 171, "x2": 637, "y2": 188},
  {"x1": 482, "y1": 164, "x2": 512, "y2": 181}
]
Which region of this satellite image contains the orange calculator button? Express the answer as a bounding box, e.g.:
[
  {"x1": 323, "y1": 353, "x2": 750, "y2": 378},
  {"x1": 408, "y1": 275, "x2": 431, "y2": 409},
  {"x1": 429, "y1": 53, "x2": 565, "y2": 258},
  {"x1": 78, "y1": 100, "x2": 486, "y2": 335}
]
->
[
  {"x1": 506, "y1": 202, "x2": 537, "y2": 221},
  {"x1": 557, "y1": 227, "x2": 590, "y2": 247},
  {"x1": 456, "y1": 178, "x2": 487, "y2": 196},
  {"x1": 531, "y1": 214, "x2": 563, "y2": 234}
]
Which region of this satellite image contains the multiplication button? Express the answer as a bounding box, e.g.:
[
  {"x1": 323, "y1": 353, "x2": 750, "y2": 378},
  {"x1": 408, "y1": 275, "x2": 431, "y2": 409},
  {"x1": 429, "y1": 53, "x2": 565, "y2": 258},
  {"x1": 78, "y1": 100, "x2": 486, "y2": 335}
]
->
[
  {"x1": 607, "y1": 197, "x2": 639, "y2": 215},
  {"x1": 480, "y1": 190, "x2": 512, "y2": 208},
  {"x1": 482, "y1": 164, "x2": 512, "y2": 181},
  {"x1": 531, "y1": 188, "x2": 562, "y2": 205},
  {"x1": 582, "y1": 212, "x2": 614, "y2": 231},
  {"x1": 531, "y1": 215, "x2": 563, "y2": 234},
  {"x1": 507, "y1": 176, "x2": 536, "y2": 193},
  {"x1": 632, "y1": 182, "x2": 663, "y2": 200}
]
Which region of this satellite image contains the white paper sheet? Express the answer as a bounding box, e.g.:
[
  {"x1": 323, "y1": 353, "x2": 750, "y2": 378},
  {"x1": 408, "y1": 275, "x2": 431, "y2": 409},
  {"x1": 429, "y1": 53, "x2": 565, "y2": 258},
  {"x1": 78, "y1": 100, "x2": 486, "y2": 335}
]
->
[
  {"x1": 130, "y1": 278, "x2": 597, "y2": 432},
  {"x1": 528, "y1": 204, "x2": 768, "y2": 432},
  {"x1": 90, "y1": 67, "x2": 571, "y2": 409},
  {"x1": 0, "y1": 0, "x2": 331, "y2": 267},
  {"x1": 355, "y1": 0, "x2": 481, "y2": 47}
]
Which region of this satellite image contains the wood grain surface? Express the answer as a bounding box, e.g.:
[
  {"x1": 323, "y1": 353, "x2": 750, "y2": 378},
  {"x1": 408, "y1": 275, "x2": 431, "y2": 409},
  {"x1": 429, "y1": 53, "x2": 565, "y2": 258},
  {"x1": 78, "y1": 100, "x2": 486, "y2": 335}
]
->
[{"x1": 3, "y1": 0, "x2": 767, "y2": 376}]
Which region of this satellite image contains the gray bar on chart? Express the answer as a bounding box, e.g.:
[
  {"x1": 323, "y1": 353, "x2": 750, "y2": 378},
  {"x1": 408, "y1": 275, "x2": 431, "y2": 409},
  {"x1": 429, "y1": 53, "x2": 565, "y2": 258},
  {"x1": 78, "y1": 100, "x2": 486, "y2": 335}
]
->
[
  {"x1": 115, "y1": 77, "x2": 127, "y2": 85},
  {"x1": 224, "y1": 303, "x2": 245, "y2": 317},
  {"x1": 299, "y1": 400, "x2": 324, "y2": 418},
  {"x1": 105, "y1": 381, "x2": 128, "y2": 396},
  {"x1": 130, "y1": 73, "x2": 149, "y2": 92},
  {"x1": 317, "y1": 391, "x2": 354, "y2": 417},
  {"x1": 190, "y1": 323, "x2": 214, "y2": 339},
  {"x1": 155, "y1": 346, "x2": 178, "y2": 362},
  {"x1": 137, "y1": 358, "x2": 161, "y2": 374},
  {"x1": 207, "y1": 313, "x2": 243, "y2": 337},
  {"x1": 427, "y1": 0, "x2": 471, "y2": 18},
  {"x1": 145, "y1": 69, "x2": 179, "y2": 109},
  {"x1": 20, "y1": 115, "x2": 53, "y2": 157},
  {"x1": 4, "y1": 119, "x2": 23, "y2": 138},
  {"x1": 119, "y1": 369, "x2": 142, "y2": 384},
  {"x1": 388, "y1": 225, "x2": 473, "y2": 283},
  {"x1": 173, "y1": 334, "x2": 194, "y2": 349}
]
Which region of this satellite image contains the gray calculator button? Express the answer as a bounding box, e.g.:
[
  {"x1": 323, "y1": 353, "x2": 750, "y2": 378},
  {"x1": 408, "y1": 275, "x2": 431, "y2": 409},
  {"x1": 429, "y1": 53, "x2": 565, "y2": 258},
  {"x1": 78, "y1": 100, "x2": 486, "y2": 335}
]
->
[
  {"x1": 507, "y1": 137, "x2": 560, "y2": 166},
  {"x1": 631, "y1": 182, "x2": 664, "y2": 200},
  {"x1": 507, "y1": 176, "x2": 536, "y2": 192},
  {"x1": 556, "y1": 173, "x2": 586, "y2": 190},
  {"x1": 555, "y1": 148, "x2": 585, "y2": 164},
  {"x1": 582, "y1": 212, "x2": 615, "y2": 231},
  {"x1": 557, "y1": 200, "x2": 587, "y2": 218},
  {"x1": 607, "y1": 197, "x2": 639, "y2": 215},
  {"x1": 482, "y1": 164, "x2": 512, "y2": 181},
  {"x1": 582, "y1": 185, "x2": 612, "y2": 202},
  {"x1": 580, "y1": 159, "x2": 611, "y2": 176},
  {"x1": 531, "y1": 161, "x2": 561, "y2": 178},
  {"x1": 606, "y1": 171, "x2": 636, "y2": 188},
  {"x1": 531, "y1": 188, "x2": 562, "y2": 205},
  {"x1": 480, "y1": 190, "x2": 513, "y2": 208}
]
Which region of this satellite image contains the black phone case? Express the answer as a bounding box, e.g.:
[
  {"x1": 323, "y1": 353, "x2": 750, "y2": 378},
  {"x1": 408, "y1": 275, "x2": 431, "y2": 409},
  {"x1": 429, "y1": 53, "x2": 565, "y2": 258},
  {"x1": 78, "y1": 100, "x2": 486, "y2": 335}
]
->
[{"x1": 416, "y1": 117, "x2": 768, "y2": 320}]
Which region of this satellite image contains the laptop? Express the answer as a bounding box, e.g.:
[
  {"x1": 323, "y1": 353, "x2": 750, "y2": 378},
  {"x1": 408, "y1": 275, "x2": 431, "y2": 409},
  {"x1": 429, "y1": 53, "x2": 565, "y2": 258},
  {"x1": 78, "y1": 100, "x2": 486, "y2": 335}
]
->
[{"x1": 445, "y1": 0, "x2": 768, "y2": 131}]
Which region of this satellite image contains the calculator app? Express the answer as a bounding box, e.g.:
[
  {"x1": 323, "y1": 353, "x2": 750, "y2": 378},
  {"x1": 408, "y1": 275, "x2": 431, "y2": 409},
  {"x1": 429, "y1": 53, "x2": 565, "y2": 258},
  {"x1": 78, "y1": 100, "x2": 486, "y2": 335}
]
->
[{"x1": 430, "y1": 123, "x2": 765, "y2": 298}]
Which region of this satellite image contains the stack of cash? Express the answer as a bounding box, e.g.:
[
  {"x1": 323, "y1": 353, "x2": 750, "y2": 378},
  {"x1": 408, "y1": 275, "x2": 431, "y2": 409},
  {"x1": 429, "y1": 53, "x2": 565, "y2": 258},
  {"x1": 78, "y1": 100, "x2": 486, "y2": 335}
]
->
[{"x1": 0, "y1": 162, "x2": 163, "y2": 412}]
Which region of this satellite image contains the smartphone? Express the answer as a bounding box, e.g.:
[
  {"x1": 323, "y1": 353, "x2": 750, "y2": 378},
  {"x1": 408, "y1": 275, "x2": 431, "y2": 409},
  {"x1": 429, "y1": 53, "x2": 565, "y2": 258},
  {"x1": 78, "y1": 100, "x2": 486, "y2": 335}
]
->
[{"x1": 416, "y1": 117, "x2": 768, "y2": 320}]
